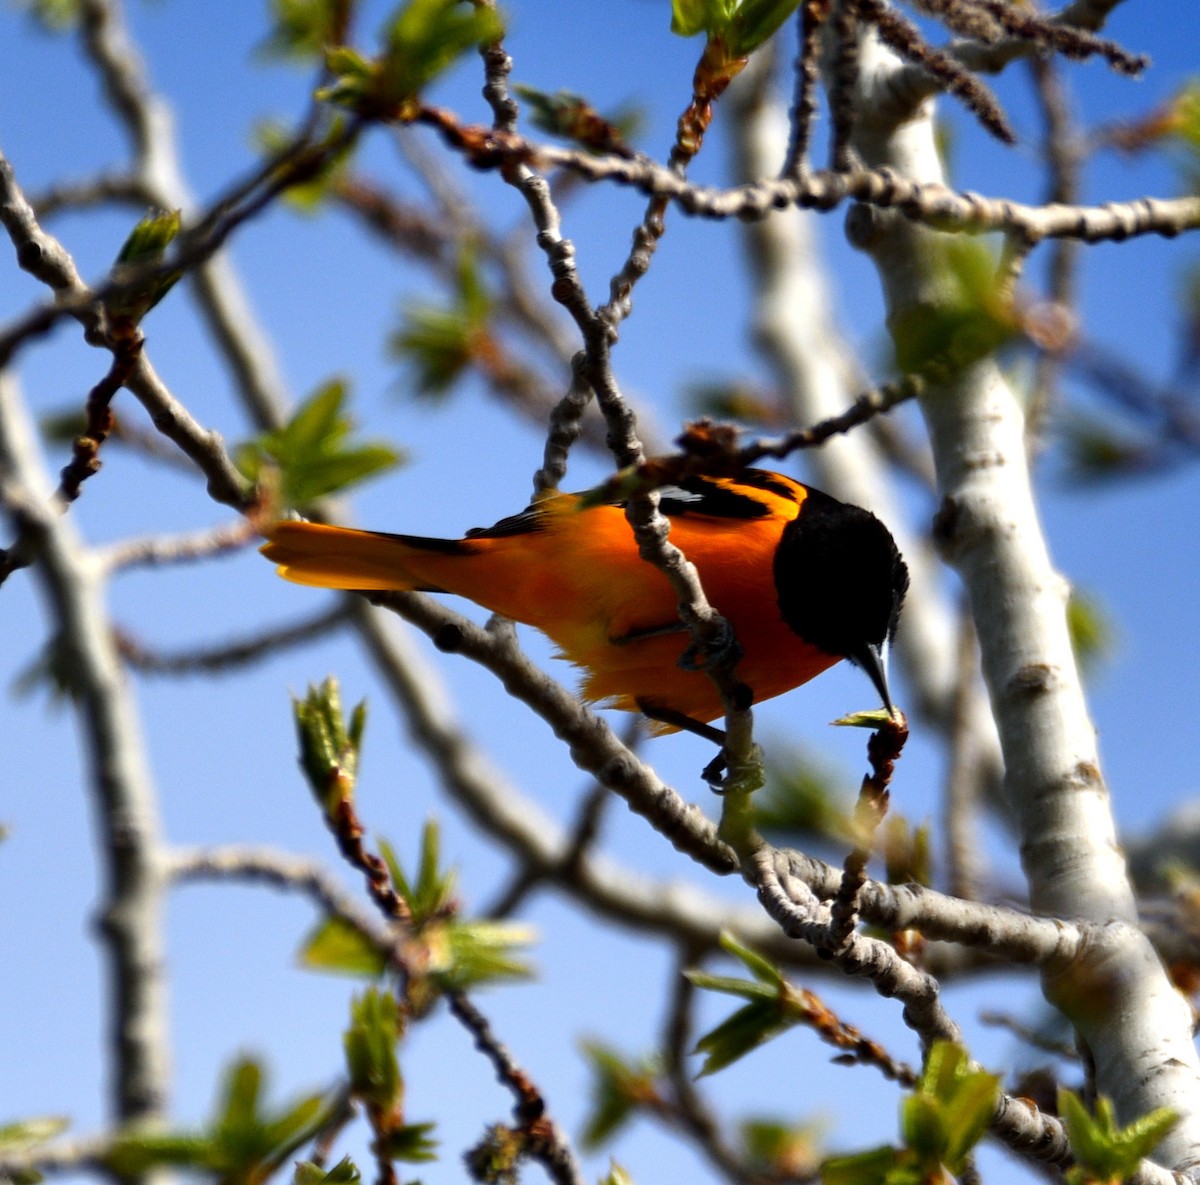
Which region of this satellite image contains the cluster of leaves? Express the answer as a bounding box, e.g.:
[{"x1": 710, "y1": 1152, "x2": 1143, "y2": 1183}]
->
[
  {"x1": 0, "y1": 1117, "x2": 70, "y2": 1185},
  {"x1": 579, "y1": 1041, "x2": 824, "y2": 1178},
  {"x1": 1059, "y1": 1090, "x2": 1177, "y2": 1185},
  {"x1": 103, "y1": 1058, "x2": 338, "y2": 1183},
  {"x1": 237, "y1": 380, "x2": 402, "y2": 513},
  {"x1": 391, "y1": 250, "x2": 493, "y2": 398},
  {"x1": 890, "y1": 239, "x2": 1020, "y2": 380},
  {"x1": 292, "y1": 677, "x2": 368, "y2": 820},
  {"x1": 255, "y1": 118, "x2": 356, "y2": 213},
  {"x1": 686, "y1": 932, "x2": 834, "y2": 1076},
  {"x1": 669, "y1": 0, "x2": 801, "y2": 59},
  {"x1": 821, "y1": 1043, "x2": 998, "y2": 1185},
  {"x1": 260, "y1": 0, "x2": 352, "y2": 60},
  {"x1": 754, "y1": 747, "x2": 855, "y2": 843},
  {"x1": 340, "y1": 987, "x2": 437, "y2": 1165},
  {"x1": 579, "y1": 1042, "x2": 664, "y2": 1150},
  {"x1": 513, "y1": 85, "x2": 641, "y2": 158},
  {"x1": 292, "y1": 680, "x2": 534, "y2": 1009},
  {"x1": 1163, "y1": 79, "x2": 1200, "y2": 195},
  {"x1": 300, "y1": 822, "x2": 535, "y2": 1006},
  {"x1": 286, "y1": 679, "x2": 539, "y2": 1177},
  {"x1": 316, "y1": 0, "x2": 503, "y2": 121}
]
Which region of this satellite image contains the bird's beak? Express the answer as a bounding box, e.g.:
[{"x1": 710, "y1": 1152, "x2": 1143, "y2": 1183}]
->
[{"x1": 855, "y1": 640, "x2": 896, "y2": 717}]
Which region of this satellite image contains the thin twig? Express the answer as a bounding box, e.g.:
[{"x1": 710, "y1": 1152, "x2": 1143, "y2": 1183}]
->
[
  {"x1": 114, "y1": 604, "x2": 350, "y2": 676},
  {"x1": 826, "y1": 719, "x2": 909, "y2": 951},
  {"x1": 783, "y1": 0, "x2": 829, "y2": 177},
  {"x1": 448, "y1": 991, "x2": 585, "y2": 1185},
  {"x1": 97, "y1": 518, "x2": 257, "y2": 573},
  {"x1": 168, "y1": 843, "x2": 380, "y2": 941}
]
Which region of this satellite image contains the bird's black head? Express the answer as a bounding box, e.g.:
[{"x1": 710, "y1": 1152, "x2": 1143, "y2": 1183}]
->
[{"x1": 774, "y1": 488, "x2": 909, "y2": 711}]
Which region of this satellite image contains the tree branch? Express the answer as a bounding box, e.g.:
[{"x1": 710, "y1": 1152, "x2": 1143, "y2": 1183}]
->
[
  {"x1": 844, "y1": 19, "x2": 1200, "y2": 1172},
  {"x1": 0, "y1": 373, "x2": 171, "y2": 1129}
]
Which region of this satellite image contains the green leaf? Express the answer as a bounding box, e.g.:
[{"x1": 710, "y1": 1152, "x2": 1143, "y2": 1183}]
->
[
  {"x1": 512, "y1": 85, "x2": 641, "y2": 156},
  {"x1": 377, "y1": 835, "x2": 411, "y2": 905},
  {"x1": 668, "y1": 0, "x2": 799, "y2": 55},
  {"x1": 107, "y1": 208, "x2": 183, "y2": 324},
  {"x1": 718, "y1": 930, "x2": 785, "y2": 986},
  {"x1": 692, "y1": 998, "x2": 797, "y2": 1076},
  {"x1": 215, "y1": 1057, "x2": 264, "y2": 1150},
  {"x1": 739, "y1": 1118, "x2": 823, "y2": 1177},
  {"x1": 881, "y1": 817, "x2": 933, "y2": 888},
  {"x1": 391, "y1": 250, "x2": 492, "y2": 399},
  {"x1": 0, "y1": 1118, "x2": 69, "y2": 1154},
  {"x1": 939, "y1": 1072, "x2": 999, "y2": 1168},
  {"x1": 890, "y1": 238, "x2": 1018, "y2": 379},
  {"x1": 255, "y1": 119, "x2": 354, "y2": 212},
  {"x1": 319, "y1": 0, "x2": 504, "y2": 116},
  {"x1": 413, "y1": 816, "x2": 446, "y2": 917},
  {"x1": 378, "y1": 1121, "x2": 438, "y2": 1163},
  {"x1": 670, "y1": 0, "x2": 721, "y2": 38},
  {"x1": 1067, "y1": 588, "x2": 1116, "y2": 677},
  {"x1": 295, "y1": 1156, "x2": 361, "y2": 1185},
  {"x1": 392, "y1": 306, "x2": 476, "y2": 396},
  {"x1": 298, "y1": 916, "x2": 388, "y2": 979},
  {"x1": 106, "y1": 1058, "x2": 335, "y2": 1181},
  {"x1": 599, "y1": 1163, "x2": 636, "y2": 1185},
  {"x1": 820, "y1": 1144, "x2": 910, "y2": 1185},
  {"x1": 343, "y1": 988, "x2": 403, "y2": 1110},
  {"x1": 381, "y1": 0, "x2": 505, "y2": 103},
  {"x1": 103, "y1": 1133, "x2": 217, "y2": 1178},
  {"x1": 687, "y1": 936, "x2": 813, "y2": 1074},
  {"x1": 1060, "y1": 1089, "x2": 1178, "y2": 1185},
  {"x1": 14, "y1": 0, "x2": 82, "y2": 30},
  {"x1": 754, "y1": 747, "x2": 852, "y2": 842},
  {"x1": 831, "y1": 708, "x2": 896, "y2": 730},
  {"x1": 900, "y1": 1042, "x2": 998, "y2": 1173},
  {"x1": 236, "y1": 379, "x2": 403, "y2": 512},
  {"x1": 380, "y1": 820, "x2": 456, "y2": 926},
  {"x1": 729, "y1": 0, "x2": 800, "y2": 56},
  {"x1": 260, "y1": 0, "x2": 348, "y2": 60},
  {"x1": 292, "y1": 678, "x2": 366, "y2": 817},
  {"x1": 433, "y1": 918, "x2": 536, "y2": 990},
  {"x1": 683, "y1": 971, "x2": 776, "y2": 1001},
  {"x1": 821, "y1": 1045, "x2": 997, "y2": 1184},
  {"x1": 113, "y1": 208, "x2": 181, "y2": 268},
  {"x1": 579, "y1": 1043, "x2": 660, "y2": 1149}
]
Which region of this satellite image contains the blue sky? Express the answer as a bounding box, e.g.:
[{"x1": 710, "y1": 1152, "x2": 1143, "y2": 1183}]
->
[{"x1": 1, "y1": 3, "x2": 1198, "y2": 1183}]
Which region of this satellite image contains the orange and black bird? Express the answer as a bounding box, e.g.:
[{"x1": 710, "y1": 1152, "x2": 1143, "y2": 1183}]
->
[{"x1": 261, "y1": 468, "x2": 908, "y2": 733}]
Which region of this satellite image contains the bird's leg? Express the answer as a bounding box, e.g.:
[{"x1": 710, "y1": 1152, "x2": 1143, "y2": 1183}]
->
[
  {"x1": 676, "y1": 615, "x2": 742, "y2": 676},
  {"x1": 636, "y1": 702, "x2": 726, "y2": 744},
  {"x1": 635, "y1": 702, "x2": 731, "y2": 789},
  {"x1": 609, "y1": 621, "x2": 689, "y2": 644}
]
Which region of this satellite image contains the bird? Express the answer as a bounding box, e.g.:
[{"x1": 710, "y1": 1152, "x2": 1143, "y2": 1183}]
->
[{"x1": 260, "y1": 468, "x2": 908, "y2": 734}]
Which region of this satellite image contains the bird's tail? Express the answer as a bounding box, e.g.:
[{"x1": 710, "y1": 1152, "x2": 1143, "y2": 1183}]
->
[{"x1": 260, "y1": 520, "x2": 466, "y2": 592}]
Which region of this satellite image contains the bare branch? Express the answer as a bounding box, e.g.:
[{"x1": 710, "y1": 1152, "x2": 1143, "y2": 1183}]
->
[
  {"x1": 0, "y1": 373, "x2": 171, "y2": 1127},
  {"x1": 97, "y1": 518, "x2": 257, "y2": 573},
  {"x1": 114, "y1": 604, "x2": 350, "y2": 676},
  {"x1": 168, "y1": 843, "x2": 377, "y2": 938},
  {"x1": 413, "y1": 106, "x2": 1200, "y2": 242}
]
